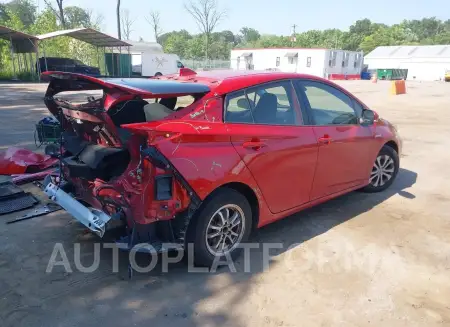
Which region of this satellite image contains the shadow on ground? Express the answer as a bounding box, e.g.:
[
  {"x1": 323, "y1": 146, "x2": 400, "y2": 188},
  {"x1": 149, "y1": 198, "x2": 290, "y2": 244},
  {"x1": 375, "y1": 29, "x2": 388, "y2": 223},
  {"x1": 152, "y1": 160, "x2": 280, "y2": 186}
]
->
[{"x1": 0, "y1": 168, "x2": 417, "y2": 327}]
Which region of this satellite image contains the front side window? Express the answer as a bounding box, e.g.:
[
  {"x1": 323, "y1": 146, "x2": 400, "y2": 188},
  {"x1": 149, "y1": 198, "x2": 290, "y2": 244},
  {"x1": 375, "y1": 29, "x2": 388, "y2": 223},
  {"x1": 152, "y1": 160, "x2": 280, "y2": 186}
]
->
[
  {"x1": 300, "y1": 81, "x2": 358, "y2": 125},
  {"x1": 225, "y1": 81, "x2": 298, "y2": 125}
]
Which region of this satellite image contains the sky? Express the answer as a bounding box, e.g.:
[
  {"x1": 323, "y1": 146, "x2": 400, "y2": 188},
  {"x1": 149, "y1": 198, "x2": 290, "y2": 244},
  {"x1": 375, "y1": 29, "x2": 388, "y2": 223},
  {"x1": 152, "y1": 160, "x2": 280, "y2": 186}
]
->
[{"x1": 4, "y1": 0, "x2": 450, "y2": 41}]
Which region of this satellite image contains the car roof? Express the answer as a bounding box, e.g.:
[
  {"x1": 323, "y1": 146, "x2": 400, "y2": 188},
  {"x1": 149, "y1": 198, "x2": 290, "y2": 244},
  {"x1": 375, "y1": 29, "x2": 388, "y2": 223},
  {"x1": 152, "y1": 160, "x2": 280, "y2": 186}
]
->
[{"x1": 156, "y1": 70, "x2": 329, "y2": 95}]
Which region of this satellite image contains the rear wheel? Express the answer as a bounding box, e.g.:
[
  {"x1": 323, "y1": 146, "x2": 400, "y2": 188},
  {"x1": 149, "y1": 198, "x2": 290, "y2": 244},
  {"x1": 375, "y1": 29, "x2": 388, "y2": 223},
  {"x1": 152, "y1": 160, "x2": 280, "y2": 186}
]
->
[
  {"x1": 155, "y1": 72, "x2": 162, "y2": 77},
  {"x1": 362, "y1": 145, "x2": 399, "y2": 193},
  {"x1": 185, "y1": 188, "x2": 252, "y2": 267}
]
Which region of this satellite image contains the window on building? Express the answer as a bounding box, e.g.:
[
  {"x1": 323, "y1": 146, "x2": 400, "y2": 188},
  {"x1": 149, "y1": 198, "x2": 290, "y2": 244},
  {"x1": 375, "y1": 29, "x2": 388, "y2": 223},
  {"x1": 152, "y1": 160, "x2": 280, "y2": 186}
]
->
[
  {"x1": 306, "y1": 57, "x2": 311, "y2": 67},
  {"x1": 329, "y1": 51, "x2": 337, "y2": 67},
  {"x1": 276, "y1": 57, "x2": 280, "y2": 67},
  {"x1": 354, "y1": 53, "x2": 361, "y2": 68},
  {"x1": 343, "y1": 52, "x2": 350, "y2": 67}
]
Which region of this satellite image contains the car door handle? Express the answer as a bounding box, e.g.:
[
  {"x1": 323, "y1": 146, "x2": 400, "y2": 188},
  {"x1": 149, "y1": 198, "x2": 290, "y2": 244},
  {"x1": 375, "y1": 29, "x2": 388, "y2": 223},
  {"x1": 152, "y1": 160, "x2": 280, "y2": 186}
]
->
[
  {"x1": 318, "y1": 136, "x2": 333, "y2": 145},
  {"x1": 242, "y1": 141, "x2": 267, "y2": 150}
]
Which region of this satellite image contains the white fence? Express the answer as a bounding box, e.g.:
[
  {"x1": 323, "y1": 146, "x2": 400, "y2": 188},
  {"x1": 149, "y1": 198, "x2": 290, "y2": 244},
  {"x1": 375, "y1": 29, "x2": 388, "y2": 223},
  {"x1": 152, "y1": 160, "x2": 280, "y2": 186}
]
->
[{"x1": 180, "y1": 59, "x2": 231, "y2": 70}]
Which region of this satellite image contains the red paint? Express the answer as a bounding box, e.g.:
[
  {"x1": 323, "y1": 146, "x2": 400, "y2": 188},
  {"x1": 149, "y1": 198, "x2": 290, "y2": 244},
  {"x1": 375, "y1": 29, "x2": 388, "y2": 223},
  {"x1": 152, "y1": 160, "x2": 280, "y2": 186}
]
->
[
  {"x1": 43, "y1": 71, "x2": 401, "y2": 231},
  {"x1": 0, "y1": 147, "x2": 57, "y2": 174},
  {"x1": 328, "y1": 74, "x2": 361, "y2": 80}
]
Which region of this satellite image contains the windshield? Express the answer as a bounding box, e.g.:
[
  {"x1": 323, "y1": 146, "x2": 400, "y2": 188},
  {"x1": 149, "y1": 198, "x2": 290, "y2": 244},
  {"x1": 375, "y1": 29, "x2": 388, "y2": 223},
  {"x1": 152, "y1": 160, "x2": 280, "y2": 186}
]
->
[{"x1": 73, "y1": 59, "x2": 85, "y2": 66}]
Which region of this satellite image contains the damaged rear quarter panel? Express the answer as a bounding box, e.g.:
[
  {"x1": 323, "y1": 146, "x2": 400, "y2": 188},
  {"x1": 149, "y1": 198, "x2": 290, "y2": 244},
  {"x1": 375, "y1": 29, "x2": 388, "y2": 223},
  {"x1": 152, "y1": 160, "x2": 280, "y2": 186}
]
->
[{"x1": 150, "y1": 121, "x2": 269, "y2": 221}]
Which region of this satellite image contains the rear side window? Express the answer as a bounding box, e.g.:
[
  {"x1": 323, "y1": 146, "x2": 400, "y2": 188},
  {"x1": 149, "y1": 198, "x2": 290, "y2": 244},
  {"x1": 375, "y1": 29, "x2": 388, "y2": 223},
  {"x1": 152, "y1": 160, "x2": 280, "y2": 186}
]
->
[{"x1": 225, "y1": 81, "x2": 298, "y2": 125}]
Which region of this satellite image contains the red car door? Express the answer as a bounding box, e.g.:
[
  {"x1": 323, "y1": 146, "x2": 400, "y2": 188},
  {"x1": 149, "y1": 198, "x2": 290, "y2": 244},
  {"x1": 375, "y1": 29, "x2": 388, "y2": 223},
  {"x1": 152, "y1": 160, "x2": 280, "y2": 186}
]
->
[
  {"x1": 224, "y1": 81, "x2": 318, "y2": 214},
  {"x1": 296, "y1": 80, "x2": 374, "y2": 200}
]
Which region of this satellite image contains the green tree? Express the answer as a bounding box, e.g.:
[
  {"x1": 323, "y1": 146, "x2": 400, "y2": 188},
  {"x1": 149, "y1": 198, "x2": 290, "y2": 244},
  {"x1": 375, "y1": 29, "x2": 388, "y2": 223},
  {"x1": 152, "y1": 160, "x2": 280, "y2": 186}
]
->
[
  {"x1": 65, "y1": 6, "x2": 91, "y2": 28},
  {"x1": 0, "y1": 4, "x2": 9, "y2": 23},
  {"x1": 240, "y1": 27, "x2": 260, "y2": 44},
  {"x1": 4, "y1": 0, "x2": 36, "y2": 28},
  {"x1": 185, "y1": 36, "x2": 204, "y2": 59},
  {"x1": 163, "y1": 33, "x2": 189, "y2": 58}
]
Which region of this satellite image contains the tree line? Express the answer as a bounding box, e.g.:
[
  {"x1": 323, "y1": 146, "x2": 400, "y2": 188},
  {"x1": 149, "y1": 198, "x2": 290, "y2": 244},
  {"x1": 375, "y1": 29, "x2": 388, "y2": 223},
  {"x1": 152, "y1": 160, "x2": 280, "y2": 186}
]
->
[
  {"x1": 160, "y1": 17, "x2": 450, "y2": 60},
  {"x1": 1, "y1": 0, "x2": 450, "y2": 77}
]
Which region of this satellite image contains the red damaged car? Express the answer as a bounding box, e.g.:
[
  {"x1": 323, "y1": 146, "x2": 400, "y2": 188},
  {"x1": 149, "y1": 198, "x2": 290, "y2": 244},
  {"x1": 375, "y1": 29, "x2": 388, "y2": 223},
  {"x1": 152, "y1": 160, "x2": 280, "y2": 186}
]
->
[{"x1": 41, "y1": 70, "x2": 401, "y2": 266}]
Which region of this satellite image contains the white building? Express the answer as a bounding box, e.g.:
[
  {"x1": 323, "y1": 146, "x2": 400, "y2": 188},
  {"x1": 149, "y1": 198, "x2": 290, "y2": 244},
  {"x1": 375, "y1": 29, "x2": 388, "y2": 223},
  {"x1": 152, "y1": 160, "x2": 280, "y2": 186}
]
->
[
  {"x1": 230, "y1": 48, "x2": 363, "y2": 79},
  {"x1": 364, "y1": 45, "x2": 450, "y2": 81}
]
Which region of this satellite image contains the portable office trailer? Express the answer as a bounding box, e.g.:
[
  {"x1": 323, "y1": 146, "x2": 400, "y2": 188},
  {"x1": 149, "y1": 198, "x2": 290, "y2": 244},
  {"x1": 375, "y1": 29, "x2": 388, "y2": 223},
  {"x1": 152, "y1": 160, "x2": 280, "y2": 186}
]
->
[{"x1": 230, "y1": 48, "x2": 363, "y2": 79}]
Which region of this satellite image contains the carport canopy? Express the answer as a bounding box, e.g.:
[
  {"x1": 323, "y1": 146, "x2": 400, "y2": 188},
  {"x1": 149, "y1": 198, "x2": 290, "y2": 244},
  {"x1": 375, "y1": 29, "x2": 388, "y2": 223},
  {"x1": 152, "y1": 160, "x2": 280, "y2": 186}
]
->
[
  {"x1": 0, "y1": 25, "x2": 38, "y2": 53},
  {"x1": 36, "y1": 28, "x2": 131, "y2": 47},
  {"x1": 285, "y1": 52, "x2": 298, "y2": 57}
]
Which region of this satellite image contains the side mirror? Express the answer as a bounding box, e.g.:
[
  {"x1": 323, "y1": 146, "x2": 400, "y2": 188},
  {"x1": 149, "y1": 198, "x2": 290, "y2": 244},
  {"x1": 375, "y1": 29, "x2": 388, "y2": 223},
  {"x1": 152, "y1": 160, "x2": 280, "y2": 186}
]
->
[{"x1": 360, "y1": 109, "x2": 378, "y2": 125}]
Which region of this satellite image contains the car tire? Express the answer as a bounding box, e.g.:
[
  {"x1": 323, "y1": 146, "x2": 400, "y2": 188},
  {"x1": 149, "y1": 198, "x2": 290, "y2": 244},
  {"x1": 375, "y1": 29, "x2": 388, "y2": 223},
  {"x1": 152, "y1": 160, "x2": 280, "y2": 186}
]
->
[
  {"x1": 362, "y1": 145, "x2": 399, "y2": 193},
  {"x1": 155, "y1": 72, "x2": 162, "y2": 76},
  {"x1": 185, "y1": 188, "x2": 252, "y2": 267}
]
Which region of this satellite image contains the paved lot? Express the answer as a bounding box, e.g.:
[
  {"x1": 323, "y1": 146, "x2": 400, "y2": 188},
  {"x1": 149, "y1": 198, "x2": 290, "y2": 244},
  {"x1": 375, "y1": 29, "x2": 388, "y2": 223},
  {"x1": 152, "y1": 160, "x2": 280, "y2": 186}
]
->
[{"x1": 0, "y1": 80, "x2": 449, "y2": 327}]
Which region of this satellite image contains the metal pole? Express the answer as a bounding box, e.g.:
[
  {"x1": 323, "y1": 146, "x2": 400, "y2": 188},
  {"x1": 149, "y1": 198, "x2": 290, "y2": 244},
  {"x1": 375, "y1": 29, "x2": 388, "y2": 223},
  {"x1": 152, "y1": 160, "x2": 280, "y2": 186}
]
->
[
  {"x1": 103, "y1": 47, "x2": 107, "y2": 76},
  {"x1": 128, "y1": 46, "x2": 131, "y2": 77},
  {"x1": 112, "y1": 48, "x2": 115, "y2": 77},
  {"x1": 18, "y1": 52, "x2": 23, "y2": 72},
  {"x1": 9, "y1": 36, "x2": 17, "y2": 80},
  {"x1": 42, "y1": 42, "x2": 48, "y2": 72},
  {"x1": 96, "y1": 46, "x2": 100, "y2": 73},
  {"x1": 36, "y1": 43, "x2": 41, "y2": 81},
  {"x1": 28, "y1": 52, "x2": 33, "y2": 76},
  {"x1": 118, "y1": 46, "x2": 122, "y2": 77},
  {"x1": 24, "y1": 53, "x2": 29, "y2": 73}
]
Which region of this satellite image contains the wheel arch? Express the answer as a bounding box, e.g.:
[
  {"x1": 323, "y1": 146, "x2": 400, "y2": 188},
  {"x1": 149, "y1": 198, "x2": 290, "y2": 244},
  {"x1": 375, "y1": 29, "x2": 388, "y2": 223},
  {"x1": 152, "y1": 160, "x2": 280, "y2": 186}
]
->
[
  {"x1": 383, "y1": 140, "x2": 398, "y2": 153},
  {"x1": 203, "y1": 182, "x2": 260, "y2": 230}
]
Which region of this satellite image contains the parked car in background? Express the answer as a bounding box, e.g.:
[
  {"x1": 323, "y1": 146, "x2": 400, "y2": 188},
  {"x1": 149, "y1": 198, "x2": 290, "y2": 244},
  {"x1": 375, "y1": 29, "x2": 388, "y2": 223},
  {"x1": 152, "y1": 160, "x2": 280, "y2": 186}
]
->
[
  {"x1": 38, "y1": 57, "x2": 100, "y2": 76},
  {"x1": 445, "y1": 70, "x2": 450, "y2": 82},
  {"x1": 41, "y1": 69, "x2": 401, "y2": 266}
]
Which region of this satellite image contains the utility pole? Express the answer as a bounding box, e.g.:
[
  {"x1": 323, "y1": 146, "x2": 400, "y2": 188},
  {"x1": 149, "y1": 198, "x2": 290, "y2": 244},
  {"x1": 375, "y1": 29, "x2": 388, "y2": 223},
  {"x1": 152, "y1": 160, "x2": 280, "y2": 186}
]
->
[{"x1": 291, "y1": 24, "x2": 297, "y2": 46}]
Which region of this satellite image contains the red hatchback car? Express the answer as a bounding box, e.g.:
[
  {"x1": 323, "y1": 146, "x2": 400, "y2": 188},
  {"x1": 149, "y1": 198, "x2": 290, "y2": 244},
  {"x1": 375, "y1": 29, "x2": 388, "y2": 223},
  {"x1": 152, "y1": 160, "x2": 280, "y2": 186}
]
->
[{"x1": 41, "y1": 70, "x2": 401, "y2": 265}]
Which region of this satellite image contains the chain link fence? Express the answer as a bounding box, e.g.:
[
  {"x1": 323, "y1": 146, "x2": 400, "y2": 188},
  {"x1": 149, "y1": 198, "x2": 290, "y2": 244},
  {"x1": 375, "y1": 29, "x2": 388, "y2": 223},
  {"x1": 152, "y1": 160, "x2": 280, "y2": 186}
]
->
[{"x1": 180, "y1": 59, "x2": 231, "y2": 70}]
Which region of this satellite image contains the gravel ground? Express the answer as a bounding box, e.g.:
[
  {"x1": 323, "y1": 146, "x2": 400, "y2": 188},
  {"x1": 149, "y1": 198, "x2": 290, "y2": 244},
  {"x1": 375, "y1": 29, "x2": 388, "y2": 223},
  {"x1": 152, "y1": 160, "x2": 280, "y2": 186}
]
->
[{"x1": 0, "y1": 80, "x2": 449, "y2": 327}]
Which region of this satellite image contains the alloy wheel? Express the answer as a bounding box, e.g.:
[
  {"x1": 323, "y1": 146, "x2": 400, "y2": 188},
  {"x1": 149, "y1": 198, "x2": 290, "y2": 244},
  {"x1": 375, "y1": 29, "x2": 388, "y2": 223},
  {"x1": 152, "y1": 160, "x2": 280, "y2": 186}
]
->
[
  {"x1": 205, "y1": 204, "x2": 245, "y2": 256},
  {"x1": 370, "y1": 154, "x2": 395, "y2": 187}
]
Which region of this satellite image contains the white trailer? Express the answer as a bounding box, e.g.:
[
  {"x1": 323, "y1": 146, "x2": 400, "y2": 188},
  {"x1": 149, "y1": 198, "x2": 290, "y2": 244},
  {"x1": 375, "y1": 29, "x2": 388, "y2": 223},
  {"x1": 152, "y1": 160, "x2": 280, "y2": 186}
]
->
[
  {"x1": 141, "y1": 53, "x2": 184, "y2": 77},
  {"x1": 364, "y1": 45, "x2": 450, "y2": 81},
  {"x1": 124, "y1": 41, "x2": 185, "y2": 77},
  {"x1": 230, "y1": 48, "x2": 363, "y2": 79}
]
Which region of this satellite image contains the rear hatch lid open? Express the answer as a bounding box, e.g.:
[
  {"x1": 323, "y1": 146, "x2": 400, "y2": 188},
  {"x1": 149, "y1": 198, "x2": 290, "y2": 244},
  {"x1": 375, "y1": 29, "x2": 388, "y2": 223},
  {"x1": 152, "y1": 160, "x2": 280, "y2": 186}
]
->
[{"x1": 41, "y1": 72, "x2": 211, "y2": 146}]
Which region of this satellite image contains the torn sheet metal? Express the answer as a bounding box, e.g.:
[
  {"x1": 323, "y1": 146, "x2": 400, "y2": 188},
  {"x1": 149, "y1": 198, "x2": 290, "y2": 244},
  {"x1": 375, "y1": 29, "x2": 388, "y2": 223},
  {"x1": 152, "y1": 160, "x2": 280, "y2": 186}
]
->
[
  {"x1": 0, "y1": 147, "x2": 58, "y2": 175},
  {"x1": 12, "y1": 169, "x2": 58, "y2": 185},
  {"x1": 6, "y1": 203, "x2": 62, "y2": 224}
]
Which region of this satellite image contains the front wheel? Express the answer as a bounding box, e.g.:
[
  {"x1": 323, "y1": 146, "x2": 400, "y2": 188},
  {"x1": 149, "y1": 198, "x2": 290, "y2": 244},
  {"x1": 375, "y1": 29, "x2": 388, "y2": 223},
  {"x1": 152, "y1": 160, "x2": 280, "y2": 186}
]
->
[
  {"x1": 362, "y1": 145, "x2": 399, "y2": 193},
  {"x1": 185, "y1": 188, "x2": 252, "y2": 267}
]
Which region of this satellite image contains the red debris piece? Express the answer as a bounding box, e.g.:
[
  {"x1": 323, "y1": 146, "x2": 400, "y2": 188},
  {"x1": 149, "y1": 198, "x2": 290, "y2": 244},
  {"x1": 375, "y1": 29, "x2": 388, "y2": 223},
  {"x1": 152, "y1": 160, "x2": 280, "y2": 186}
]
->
[{"x1": 0, "y1": 147, "x2": 58, "y2": 175}]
